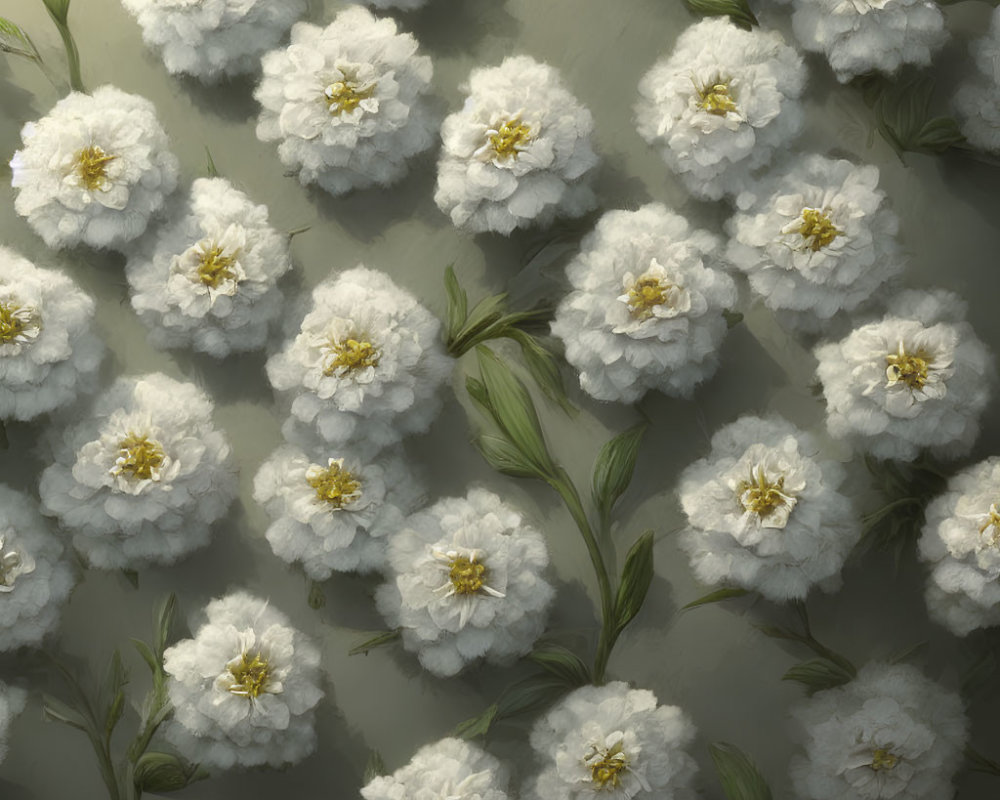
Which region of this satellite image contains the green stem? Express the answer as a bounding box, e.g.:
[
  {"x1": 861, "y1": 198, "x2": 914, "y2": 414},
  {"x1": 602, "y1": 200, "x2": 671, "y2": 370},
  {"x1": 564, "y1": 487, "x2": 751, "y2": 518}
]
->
[{"x1": 43, "y1": 7, "x2": 82, "y2": 92}]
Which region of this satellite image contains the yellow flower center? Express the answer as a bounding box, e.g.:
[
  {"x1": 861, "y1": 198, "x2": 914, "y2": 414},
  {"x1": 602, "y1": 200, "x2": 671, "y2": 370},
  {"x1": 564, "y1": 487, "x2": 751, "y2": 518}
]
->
[
  {"x1": 197, "y1": 245, "x2": 240, "y2": 289},
  {"x1": 325, "y1": 80, "x2": 376, "y2": 115},
  {"x1": 324, "y1": 337, "x2": 380, "y2": 375},
  {"x1": 626, "y1": 277, "x2": 672, "y2": 320},
  {"x1": 0, "y1": 302, "x2": 32, "y2": 345},
  {"x1": 870, "y1": 748, "x2": 900, "y2": 772},
  {"x1": 738, "y1": 468, "x2": 788, "y2": 518},
  {"x1": 75, "y1": 145, "x2": 116, "y2": 191},
  {"x1": 227, "y1": 652, "x2": 270, "y2": 699},
  {"x1": 448, "y1": 555, "x2": 487, "y2": 595},
  {"x1": 698, "y1": 82, "x2": 737, "y2": 116},
  {"x1": 306, "y1": 461, "x2": 362, "y2": 509},
  {"x1": 979, "y1": 505, "x2": 1000, "y2": 545},
  {"x1": 886, "y1": 346, "x2": 931, "y2": 390},
  {"x1": 490, "y1": 118, "x2": 532, "y2": 161},
  {"x1": 589, "y1": 744, "x2": 629, "y2": 790},
  {"x1": 115, "y1": 434, "x2": 166, "y2": 481},
  {"x1": 798, "y1": 208, "x2": 841, "y2": 252}
]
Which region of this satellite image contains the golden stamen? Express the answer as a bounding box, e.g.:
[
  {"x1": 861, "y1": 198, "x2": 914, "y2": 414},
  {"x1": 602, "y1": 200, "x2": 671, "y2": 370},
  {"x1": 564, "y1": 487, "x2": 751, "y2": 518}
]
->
[
  {"x1": 306, "y1": 460, "x2": 362, "y2": 509},
  {"x1": 738, "y1": 467, "x2": 788, "y2": 518},
  {"x1": 588, "y1": 743, "x2": 629, "y2": 789},
  {"x1": 0, "y1": 303, "x2": 32, "y2": 345},
  {"x1": 197, "y1": 245, "x2": 240, "y2": 289},
  {"x1": 114, "y1": 434, "x2": 166, "y2": 481},
  {"x1": 324, "y1": 337, "x2": 379, "y2": 375},
  {"x1": 75, "y1": 145, "x2": 117, "y2": 191},
  {"x1": 870, "y1": 748, "x2": 900, "y2": 772},
  {"x1": 227, "y1": 652, "x2": 270, "y2": 699},
  {"x1": 490, "y1": 118, "x2": 532, "y2": 161},
  {"x1": 448, "y1": 555, "x2": 487, "y2": 595},
  {"x1": 886, "y1": 344, "x2": 931, "y2": 390},
  {"x1": 698, "y1": 82, "x2": 738, "y2": 116},
  {"x1": 626, "y1": 277, "x2": 670, "y2": 320},
  {"x1": 325, "y1": 80, "x2": 376, "y2": 115},
  {"x1": 798, "y1": 208, "x2": 841, "y2": 252}
]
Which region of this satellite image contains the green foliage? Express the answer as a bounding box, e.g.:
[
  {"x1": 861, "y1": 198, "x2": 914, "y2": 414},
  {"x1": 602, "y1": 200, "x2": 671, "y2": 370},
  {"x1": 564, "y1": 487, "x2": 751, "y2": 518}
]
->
[
  {"x1": 709, "y1": 742, "x2": 773, "y2": 800},
  {"x1": 682, "y1": 0, "x2": 758, "y2": 30},
  {"x1": 363, "y1": 750, "x2": 387, "y2": 784},
  {"x1": 527, "y1": 643, "x2": 592, "y2": 686},
  {"x1": 348, "y1": 629, "x2": 402, "y2": 656},
  {"x1": 592, "y1": 425, "x2": 646, "y2": 526},
  {"x1": 614, "y1": 531, "x2": 655, "y2": 634},
  {"x1": 861, "y1": 76, "x2": 965, "y2": 159},
  {"x1": 681, "y1": 587, "x2": 750, "y2": 611},
  {"x1": 966, "y1": 746, "x2": 1000, "y2": 777},
  {"x1": 133, "y1": 752, "x2": 206, "y2": 793},
  {"x1": 0, "y1": 17, "x2": 42, "y2": 62},
  {"x1": 783, "y1": 658, "x2": 856, "y2": 695}
]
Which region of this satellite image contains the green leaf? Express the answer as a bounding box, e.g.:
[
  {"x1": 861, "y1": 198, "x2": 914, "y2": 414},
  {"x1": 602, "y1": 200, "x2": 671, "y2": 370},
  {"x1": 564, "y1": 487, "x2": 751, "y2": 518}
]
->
[
  {"x1": 527, "y1": 644, "x2": 592, "y2": 686},
  {"x1": 592, "y1": 425, "x2": 646, "y2": 523},
  {"x1": 0, "y1": 17, "x2": 41, "y2": 61},
  {"x1": 916, "y1": 117, "x2": 965, "y2": 152},
  {"x1": 475, "y1": 433, "x2": 543, "y2": 479},
  {"x1": 348, "y1": 629, "x2": 401, "y2": 656},
  {"x1": 709, "y1": 742, "x2": 773, "y2": 800},
  {"x1": 443, "y1": 265, "x2": 468, "y2": 342},
  {"x1": 131, "y1": 639, "x2": 158, "y2": 675},
  {"x1": 154, "y1": 594, "x2": 177, "y2": 660},
  {"x1": 41, "y1": 0, "x2": 72, "y2": 26},
  {"x1": 965, "y1": 746, "x2": 1000, "y2": 777},
  {"x1": 307, "y1": 580, "x2": 326, "y2": 610},
  {"x1": 134, "y1": 752, "x2": 201, "y2": 793},
  {"x1": 614, "y1": 531, "x2": 655, "y2": 634},
  {"x1": 204, "y1": 146, "x2": 219, "y2": 178},
  {"x1": 465, "y1": 375, "x2": 492, "y2": 416},
  {"x1": 682, "y1": 587, "x2": 750, "y2": 611},
  {"x1": 505, "y1": 328, "x2": 575, "y2": 414},
  {"x1": 495, "y1": 674, "x2": 572, "y2": 719},
  {"x1": 42, "y1": 694, "x2": 91, "y2": 734},
  {"x1": 783, "y1": 658, "x2": 855, "y2": 695},
  {"x1": 363, "y1": 750, "x2": 387, "y2": 784},
  {"x1": 100, "y1": 650, "x2": 127, "y2": 738},
  {"x1": 453, "y1": 703, "x2": 498, "y2": 739},
  {"x1": 723, "y1": 309, "x2": 744, "y2": 329},
  {"x1": 683, "y1": 0, "x2": 758, "y2": 29}
]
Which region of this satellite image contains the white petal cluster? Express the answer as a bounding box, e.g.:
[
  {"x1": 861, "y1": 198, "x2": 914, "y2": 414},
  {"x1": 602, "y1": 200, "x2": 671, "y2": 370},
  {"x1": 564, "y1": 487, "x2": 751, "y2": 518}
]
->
[
  {"x1": 790, "y1": 662, "x2": 967, "y2": 800},
  {"x1": 266, "y1": 266, "x2": 453, "y2": 459},
  {"x1": 918, "y1": 457, "x2": 1000, "y2": 635},
  {"x1": 791, "y1": 0, "x2": 947, "y2": 83},
  {"x1": 525, "y1": 681, "x2": 698, "y2": 800},
  {"x1": 551, "y1": 204, "x2": 736, "y2": 403},
  {"x1": 126, "y1": 178, "x2": 292, "y2": 357},
  {"x1": 163, "y1": 592, "x2": 323, "y2": 770},
  {"x1": 375, "y1": 488, "x2": 554, "y2": 677},
  {"x1": 434, "y1": 55, "x2": 599, "y2": 234},
  {"x1": 954, "y1": 8, "x2": 1000, "y2": 154},
  {"x1": 678, "y1": 416, "x2": 860, "y2": 602},
  {"x1": 358, "y1": 0, "x2": 428, "y2": 9},
  {"x1": 255, "y1": 7, "x2": 435, "y2": 196},
  {"x1": 10, "y1": 86, "x2": 179, "y2": 250},
  {"x1": 0, "y1": 485, "x2": 75, "y2": 652},
  {"x1": 0, "y1": 247, "x2": 103, "y2": 421},
  {"x1": 253, "y1": 443, "x2": 424, "y2": 578},
  {"x1": 727, "y1": 155, "x2": 904, "y2": 330},
  {"x1": 814, "y1": 290, "x2": 994, "y2": 462},
  {"x1": 635, "y1": 19, "x2": 805, "y2": 201},
  {"x1": 0, "y1": 682, "x2": 27, "y2": 764},
  {"x1": 362, "y1": 738, "x2": 510, "y2": 800},
  {"x1": 121, "y1": 0, "x2": 305, "y2": 82},
  {"x1": 38, "y1": 373, "x2": 237, "y2": 569}
]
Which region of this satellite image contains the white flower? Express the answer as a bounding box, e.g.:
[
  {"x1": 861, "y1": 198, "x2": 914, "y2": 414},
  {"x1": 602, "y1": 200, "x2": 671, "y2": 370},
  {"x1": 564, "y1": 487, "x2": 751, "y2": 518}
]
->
[
  {"x1": 0, "y1": 485, "x2": 76, "y2": 652},
  {"x1": 10, "y1": 86, "x2": 179, "y2": 250},
  {"x1": 121, "y1": 0, "x2": 306, "y2": 82},
  {"x1": 362, "y1": 738, "x2": 510, "y2": 800},
  {"x1": 375, "y1": 488, "x2": 554, "y2": 677},
  {"x1": 434, "y1": 55, "x2": 599, "y2": 234},
  {"x1": 162, "y1": 592, "x2": 323, "y2": 770},
  {"x1": 918, "y1": 457, "x2": 1000, "y2": 635},
  {"x1": 126, "y1": 178, "x2": 292, "y2": 357},
  {"x1": 255, "y1": 8, "x2": 436, "y2": 196},
  {"x1": 635, "y1": 19, "x2": 805, "y2": 201},
  {"x1": 551, "y1": 204, "x2": 736, "y2": 403},
  {"x1": 815, "y1": 290, "x2": 994, "y2": 462},
  {"x1": 790, "y1": 662, "x2": 967, "y2": 800},
  {"x1": 791, "y1": 0, "x2": 947, "y2": 83},
  {"x1": 358, "y1": 0, "x2": 428, "y2": 9},
  {"x1": 266, "y1": 266, "x2": 453, "y2": 459},
  {"x1": 727, "y1": 155, "x2": 904, "y2": 330},
  {"x1": 678, "y1": 415, "x2": 860, "y2": 602},
  {"x1": 38, "y1": 373, "x2": 237, "y2": 569},
  {"x1": 972, "y1": 7, "x2": 1000, "y2": 82},
  {"x1": 0, "y1": 247, "x2": 104, "y2": 421},
  {"x1": 253, "y1": 443, "x2": 425, "y2": 578},
  {"x1": 525, "y1": 681, "x2": 698, "y2": 800},
  {"x1": 954, "y1": 79, "x2": 1000, "y2": 154},
  {"x1": 0, "y1": 682, "x2": 28, "y2": 765}
]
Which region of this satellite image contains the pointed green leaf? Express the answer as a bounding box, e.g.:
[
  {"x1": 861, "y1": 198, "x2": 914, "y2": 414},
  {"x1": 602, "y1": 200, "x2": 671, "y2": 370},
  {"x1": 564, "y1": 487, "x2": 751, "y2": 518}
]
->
[
  {"x1": 204, "y1": 146, "x2": 219, "y2": 178},
  {"x1": 917, "y1": 117, "x2": 965, "y2": 152},
  {"x1": 131, "y1": 639, "x2": 158, "y2": 675},
  {"x1": 527, "y1": 644, "x2": 592, "y2": 686},
  {"x1": 782, "y1": 658, "x2": 855, "y2": 695},
  {"x1": 134, "y1": 752, "x2": 198, "y2": 793},
  {"x1": 465, "y1": 375, "x2": 493, "y2": 416},
  {"x1": 475, "y1": 434, "x2": 543, "y2": 479},
  {"x1": 42, "y1": 0, "x2": 72, "y2": 25},
  {"x1": 496, "y1": 674, "x2": 572, "y2": 718},
  {"x1": 42, "y1": 695, "x2": 91, "y2": 734},
  {"x1": 0, "y1": 17, "x2": 41, "y2": 61},
  {"x1": 348, "y1": 629, "x2": 401, "y2": 656},
  {"x1": 453, "y1": 703, "x2": 498, "y2": 740},
  {"x1": 100, "y1": 650, "x2": 128, "y2": 735},
  {"x1": 681, "y1": 587, "x2": 750, "y2": 611},
  {"x1": 592, "y1": 425, "x2": 646, "y2": 523},
  {"x1": 505, "y1": 328, "x2": 575, "y2": 414},
  {"x1": 965, "y1": 746, "x2": 1000, "y2": 776},
  {"x1": 154, "y1": 594, "x2": 177, "y2": 660},
  {"x1": 443, "y1": 265, "x2": 468, "y2": 343},
  {"x1": 709, "y1": 742, "x2": 773, "y2": 800},
  {"x1": 614, "y1": 531, "x2": 655, "y2": 633},
  {"x1": 363, "y1": 750, "x2": 387, "y2": 784},
  {"x1": 683, "y1": 0, "x2": 758, "y2": 29}
]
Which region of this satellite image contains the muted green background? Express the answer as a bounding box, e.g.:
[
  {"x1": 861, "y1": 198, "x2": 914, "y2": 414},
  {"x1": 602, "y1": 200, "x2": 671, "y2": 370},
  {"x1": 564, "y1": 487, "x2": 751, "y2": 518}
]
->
[{"x1": 1, "y1": 0, "x2": 1000, "y2": 797}]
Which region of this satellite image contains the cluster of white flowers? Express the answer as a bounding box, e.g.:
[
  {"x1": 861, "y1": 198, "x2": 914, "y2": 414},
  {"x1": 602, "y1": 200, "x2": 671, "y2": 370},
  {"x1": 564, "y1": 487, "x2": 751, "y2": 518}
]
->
[
  {"x1": 954, "y1": 7, "x2": 1000, "y2": 153},
  {"x1": 0, "y1": 485, "x2": 75, "y2": 652},
  {"x1": 38, "y1": 373, "x2": 237, "y2": 569},
  {"x1": 253, "y1": 443, "x2": 424, "y2": 578},
  {"x1": 678, "y1": 415, "x2": 860, "y2": 602},
  {"x1": 255, "y1": 7, "x2": 436, "y2": 196},
  {"x1": 727, "y1": 155, "x2": 904, "y2": 330},
  {"x1": 121, "y1": 0, "x2": 305, "y2": 82},
  {"x1": 791, "y1": 0, "x2": 947, "y2": 83},
  {"x1": 434, "y1": 55, "x2": 599, "y2": 234},
  {"x1": 266, "y1": 266, "x2": 452, "y2": 459},
  {"x1": 919, "y1": 457, "x2": 1000, "y2": 635},
  {"x1": 375, "y1": 488, "x2": 554, "y2": 677},
  {"x1": 526, "y1": 681, "x2": 698, "y2": 800},
  {"x1": 163, "y1": 592, "x2": 323, "y2": 769},
  {"x1": 10, "y1": 86, "x2": 179, "y2": 250},
  {"x1": 635, "y1": 18, "x2": 805, "y2": 201},
  {"x1": 814, "y1": 290, "x2": 994, "y2": 462},
  {"x1": 0, "y1": 682, "x2": 27, "y2": 765},
  {"x1": 551, "y1": 204, "x2": 736, "y2": 403},
  {"x1": 0, "y1": 247, "x2": 104, "y2": 421},
  {"x1": 790, "y1": 662, "x2": 967, "y2": 800},
  {"x1": 126, "y1": 178, "x2": 292, "y2": 358},
  {"x1": 362, "y1": 738, "x2": 510, "y2": 800}
]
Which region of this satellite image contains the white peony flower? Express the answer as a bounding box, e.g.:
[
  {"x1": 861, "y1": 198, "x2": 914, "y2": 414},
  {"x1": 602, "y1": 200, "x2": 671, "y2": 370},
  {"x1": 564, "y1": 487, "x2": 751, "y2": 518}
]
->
[
  {"x1": 362, "y1": 738, "x2": 510, "y2": 800},
  {"x1": 678, "y1": 415, "x2": 860, "y2": 602},
  {"x1": 434, "y1": 55, "x2": 599, "y2": 234},
  {"x1": 635, "y1": 18, "x2": 805, "y2": 201},
  {"x1": 814, "y1": 290, "x2": 994, "y2": 462},
  {"x1": 126, "y1": 178, "x2": 292, "y2": 358},
  {"x1": 255, "y1": 7, "x2": 436, "y2": 196},
  {"x1": 162, "y1": 592, "x2": 323, "y2": 770},
  {"x1": 10, "y1": 86, "x2": 179, "y2": 250},
  {"x1": 0, "y1": 485, "x2": 76, "y2": 652},
  {"x1": 121, "y1": 0, "x2": 306, "y2": 82},
  {"x1": 790, "y1": 662, "x2": 967, "y2": 800},
  {"x1": 954, "y1": 79, "x2": 1000, "y2": 154},
  {"x1": 253, "y1": 443, "x2": 425, "y2": 578},
  {"x1": 525, "y1": 681, "x2": 698, "y2": 800},
  {"x1": 375, "y1": 488, "x2": 554, "y2": 677},
  {"x1": 727, "y1": 155, "x2": 904, "y2": 330},
  {"x1": 0, "y1": 247, "x2": 104, "y2": 421},
  {"x1": 551, "y1": 203, "x2": 737, "y2": 403},
  {"x1": 791, "y1": 0, "x2": 947, "y2": 83},
  {"x1": 38, "y1": 373, "x2": 237, "y2": 569},
  {"x1": 0, "y1": 682, "x2": 28, "y2": 764},
  {"x1": 266, "y1": 266, "x2": 453, "y2": 459},
  {"x1": 918, "y1": 456, "x2": 1000, "y2": 635},
  {"x1": 972, "y1": 7, "x2": 1000, "y2": 83}
]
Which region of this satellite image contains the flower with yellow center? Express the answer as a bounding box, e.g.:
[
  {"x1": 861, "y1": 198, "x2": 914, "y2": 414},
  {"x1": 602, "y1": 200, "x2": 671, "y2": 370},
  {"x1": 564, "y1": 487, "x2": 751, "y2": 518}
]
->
[
  {"x1": 0, "y1": 301, "x2": 41, "y2": 350},
  {"x1": 111, "y1": 433, "x2": 167, "y2": 484},
  {"x1": 474, "y1": 112, "x2": 534, "y2": 165},
  {"x1": 695, "y1": 77, "x2": 738, "y2": 116},
  {"x1": 305, "y1": 458, "x2": 362, "y2": 510},
  {"x1": 586, "y1": 741, "x2": 630, "y2": 790},
  {"x1": 885, "y1": 342, "x2": 931, "y2": 391},
  {"x1": 326, "y1": 78, "x2": 377, "y2": 116},
  {"x1": 797, "y1": 207, "x2": 841, "y2": 252},
  {"x1": 0, "y1": 533, "x2": 35, "y2": 593},
  {"x1": 870, "y1": 747, "x2": 900, "y2": 771},
  {"x1": 447, "y1": 555, "x2": 487, "y2": 595},
  {"x1": 614, "y1": 259, "x2": 694, "y2": 331},
  {"x1": 322, "y1": 335, "x2": 380, "y2": 378},
  {"x1": 74, "y1": 145, "x2": 117, "y2": 192},
  {"x1": 737, "y1": 462, "x2": 799, "y2": 530},
  {"x1": 432, "y1": 547, "x2": 506, "y2": 628},
  {"x1": 977, "y1": 503, "x2": 1000, "y2": 548},
  {"x1": 225, "y1": 651, "x2": 272, "y2": 699},
  {"x1": 197, "y1": 244, "x2": 242, "y2": 289}
]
